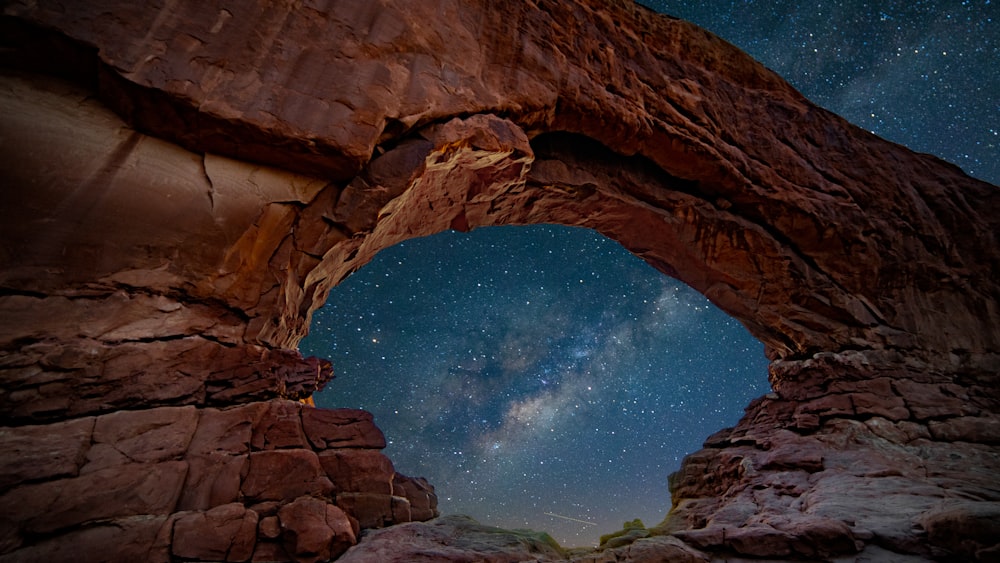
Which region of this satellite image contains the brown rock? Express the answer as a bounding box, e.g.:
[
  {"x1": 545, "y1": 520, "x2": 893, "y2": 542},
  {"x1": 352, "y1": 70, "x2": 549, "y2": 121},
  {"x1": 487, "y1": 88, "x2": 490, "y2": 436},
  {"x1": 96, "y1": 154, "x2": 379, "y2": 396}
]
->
[
  {"x1": 301, "y1": 407, "x2": 386, "y2": 450},
  {"x1": 795, "y1": 472, "x2": 945, "y2": 553},
  {"x1": 0, "y1": 416, "x2": 93, "y2": 489},
  {"x1": 188, "y1": 403, "x2": 267, "y2": 456},
  {"x1": 723, "y1": 525, "x2": 795, "y2": 557},
  {"x1": 172, "y1": 503, "x2": 259, "y2": 562},
  {"x1": 796, "y1": 394, "x2": 855, "y2": 419},
  {"x1": 259, "y1": 515, "x2": 282, "y2": 540},
  {"x1": 176, "y1": 453, "x2": 247, "y2": 511},
  {"x1": 673, "y1": 514, "x2": 853, "y2": 559},
  {"x1": 893, "y1": 379, "x2": 976, "y2": 420},
  {"x1": 864, "y1": 417, "x2": 931, "y2": 444},
  {"x1": 0, "y1": 515, "x2": 21, "y2": 555},
  {"x1": 393, "y1": 474, "x2": 440, "y2": 521},
  {"x1": 703, "y1": 500, "x2": 757, "y2": 529},
  {"x1": 251, "y1": 400, "x2": 309, "y2": 450},
  {"x1": 919, "y1": 501, "x2": 1000, "y2": 561},
  {"x1": 248, "y1": 500, "x2": 283, "y2": 517},
  {"x1": 1, "y1": 0, "x2": 996, "y2": 362},
  {"x1": 0, "y1": 515, "x2": 170, "y2": 563},
  {"x1": 336, "y1": 515, "x2": 563, "y2": 563},
  {"x1": 852, "y1": 395, "x2": 911, "y2": 421},
  {"x1": 759, "y1": 442, "x2": 825, "y2": 473},
  {"x1": 334, "y1": 492, "x2": 395, "y2": 529},
  {"x1": 0, "y1": 461, "x2": 187, "y2": 535},
  {"x1": 390, "y1": 496, "x2": 413, "y2": 525},
  {"x1": 277, "y1": 496, "x2": 356, "y2": 562},
  {"x1": 766, "y1": 513, "x2": 862, "y2": 557},
  {"x1": 204, "y1": 349, "x2": 332, "y2": 405},
  {"x1": 669, "y1": 527, "x2": 725, "y2": 551},
  {"x1": 318, "y1": 449, "x2": 395, "y2": 495},
  {"x1": 251, "y1": 541, "x2": 290, "y2": 562},
  {"x1": 600, "y1": 535, "x2": 710, "y2": 562},
  {"x1": 241, "y1": 450, "x2": 333, "y2": 502},
  {"x1": 928, "y1": 416, "x2": 1000, "y2": 444},
  {"x1": 81, "y1": 405, "x2": 198, "y2": 473}
]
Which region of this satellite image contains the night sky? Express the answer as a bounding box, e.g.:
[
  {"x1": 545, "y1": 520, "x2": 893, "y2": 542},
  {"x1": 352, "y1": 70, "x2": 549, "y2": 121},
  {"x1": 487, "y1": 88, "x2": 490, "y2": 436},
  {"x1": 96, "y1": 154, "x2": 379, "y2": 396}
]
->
[{"x1": 302, "y1": 1, "x2": 997, "y2": 547}]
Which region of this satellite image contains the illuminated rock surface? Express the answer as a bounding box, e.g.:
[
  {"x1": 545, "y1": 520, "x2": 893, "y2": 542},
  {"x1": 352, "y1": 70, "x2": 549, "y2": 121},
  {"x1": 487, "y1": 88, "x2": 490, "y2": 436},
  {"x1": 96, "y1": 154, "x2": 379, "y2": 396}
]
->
[{"x1": 0, "y1": 0, "x2": 997, "y2": 561}]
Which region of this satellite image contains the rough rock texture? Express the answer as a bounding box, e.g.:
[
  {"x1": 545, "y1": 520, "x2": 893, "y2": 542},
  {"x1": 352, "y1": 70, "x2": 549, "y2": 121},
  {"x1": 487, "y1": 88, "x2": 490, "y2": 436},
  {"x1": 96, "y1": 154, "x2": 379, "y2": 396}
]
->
[
  {"x1": 0, "y1": 0, "x2": 997, "y2": 561},
  {"x1": 337, "y1": 515, "x2": 567, "y2": 563},
  {"x1": 0, "y1": 399, "x2": 438, "y2": 562},
  {"x1": 338, "y1": 515, "x2": 711, "y2": 563}
]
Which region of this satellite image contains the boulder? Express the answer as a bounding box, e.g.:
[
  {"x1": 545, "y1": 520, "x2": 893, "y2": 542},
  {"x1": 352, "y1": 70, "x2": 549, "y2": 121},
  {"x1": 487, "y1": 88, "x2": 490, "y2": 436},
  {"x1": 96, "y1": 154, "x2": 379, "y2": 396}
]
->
[
  {"x1": 318, "y1": 449, "x2": 395, "y2": 495},
  {"x1": 277, "y1": 496, "x2": 356, "y2": 562},
  {"x1": 301, "y1": 408, "x2": 386, "y2": 450},
  {"x1": 393, "y1": 474, "x2": 440, "y2": 522},
  {"x1": 919, "y1": 501, "x2": 1000, "y2": 561},
  {"x1": 240, "y1": 450, "x2": 333, "y2": 502}
]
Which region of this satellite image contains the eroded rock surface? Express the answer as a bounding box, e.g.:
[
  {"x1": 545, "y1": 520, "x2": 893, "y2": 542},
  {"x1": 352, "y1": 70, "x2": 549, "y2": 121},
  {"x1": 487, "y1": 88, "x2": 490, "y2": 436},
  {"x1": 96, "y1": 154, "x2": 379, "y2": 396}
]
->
[
  {"x1": 0, "y1": 0, "x2": 997, "y2": 561},
  {"x1": 0, "y1": 400, "x2": 437, "y2": 562},
  {"x1": 338, "y1": 515, "x2": 566, "y2": 563},
  {"x1": 661, "y1": 354, "x2": 1000, "y2": 560}
]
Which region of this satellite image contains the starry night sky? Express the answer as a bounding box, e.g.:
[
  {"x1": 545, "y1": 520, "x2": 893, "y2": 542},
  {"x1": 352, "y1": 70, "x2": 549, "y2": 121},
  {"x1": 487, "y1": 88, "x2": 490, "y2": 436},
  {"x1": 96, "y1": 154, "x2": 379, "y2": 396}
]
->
[{"x1": 302, "y1": 1, "x2": 997, "y2": 547}]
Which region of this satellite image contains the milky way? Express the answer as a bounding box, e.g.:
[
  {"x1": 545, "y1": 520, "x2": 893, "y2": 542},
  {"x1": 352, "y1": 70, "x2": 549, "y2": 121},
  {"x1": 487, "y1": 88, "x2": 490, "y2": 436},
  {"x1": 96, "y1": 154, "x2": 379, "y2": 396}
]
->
[
  {"x1": 302, "y1": 1, "x2": 997, "y2": 547},
  {"x1": 642, "y1": 0, "x2": 997, "y2": 186},
  {"x1": 305, "y1": 227, "x2": 768, "y2": 544}
]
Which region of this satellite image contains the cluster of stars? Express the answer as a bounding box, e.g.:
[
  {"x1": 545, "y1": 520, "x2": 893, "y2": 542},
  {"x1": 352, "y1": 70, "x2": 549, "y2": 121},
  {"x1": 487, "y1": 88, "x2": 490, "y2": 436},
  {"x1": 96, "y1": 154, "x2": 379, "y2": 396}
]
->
[
  {"x1": 305, "y1": 226, "x2": 769, "y2": 545},
  {"x1": 642, "y1": 0, "x2": 997, "y2": 185}
]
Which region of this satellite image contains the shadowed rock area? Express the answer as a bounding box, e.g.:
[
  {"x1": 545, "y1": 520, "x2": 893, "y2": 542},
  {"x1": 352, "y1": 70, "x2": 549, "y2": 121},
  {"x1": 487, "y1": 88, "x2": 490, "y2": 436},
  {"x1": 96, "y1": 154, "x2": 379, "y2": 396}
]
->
[{"x1": 0, "y1": 0, "x2": 997, "y2": 561}]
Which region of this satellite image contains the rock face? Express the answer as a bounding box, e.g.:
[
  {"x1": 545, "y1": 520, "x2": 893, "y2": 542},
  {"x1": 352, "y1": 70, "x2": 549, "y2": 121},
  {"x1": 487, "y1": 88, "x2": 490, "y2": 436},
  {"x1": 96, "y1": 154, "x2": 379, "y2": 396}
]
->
[
  {"x1": 0, "y1": 399, "x2": 438, "y2": 561},
  {"x1": 0, "y1": 0, "x2": 997, "y2": 562},
  {"x1": 338, "y1": 515, "x2": 568, "y2": 563}
]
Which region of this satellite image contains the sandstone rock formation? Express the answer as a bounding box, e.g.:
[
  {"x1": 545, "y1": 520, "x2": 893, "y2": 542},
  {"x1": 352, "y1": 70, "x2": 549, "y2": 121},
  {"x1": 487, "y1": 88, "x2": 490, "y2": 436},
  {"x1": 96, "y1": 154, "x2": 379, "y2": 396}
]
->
[
  {"x1": 0, "y1": 399, "x2": 438, "y2": 562},
  {"x1": 0, "y1": 0, "x2": 997, "y2": 561}
]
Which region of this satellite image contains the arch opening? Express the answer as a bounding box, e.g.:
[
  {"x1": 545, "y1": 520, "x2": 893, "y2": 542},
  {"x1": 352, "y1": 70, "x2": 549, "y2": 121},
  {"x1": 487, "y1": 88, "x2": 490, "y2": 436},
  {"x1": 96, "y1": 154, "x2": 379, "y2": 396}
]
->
[{"x1": 301, "y1": 224, "x2": 770, "y2": 546}]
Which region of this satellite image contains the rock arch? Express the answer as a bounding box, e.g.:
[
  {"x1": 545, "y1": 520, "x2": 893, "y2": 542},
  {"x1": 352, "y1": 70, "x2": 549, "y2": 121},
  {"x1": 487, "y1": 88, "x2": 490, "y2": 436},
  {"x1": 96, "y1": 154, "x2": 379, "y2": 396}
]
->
[{"x1": 1, "y1": 1, "x2": 997, "y2": 561}]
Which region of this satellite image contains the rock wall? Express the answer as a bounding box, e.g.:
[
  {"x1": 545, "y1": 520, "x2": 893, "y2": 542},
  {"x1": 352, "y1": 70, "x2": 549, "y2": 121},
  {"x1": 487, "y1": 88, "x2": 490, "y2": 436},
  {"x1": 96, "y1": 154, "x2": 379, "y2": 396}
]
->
[
  {"x1": 660, "y1": 352, "x2": 1000, "y2": 561},
  {"x1": 0, "y1": 0, "x2": 997, "y2": 561},
  {"x1": 0, "y1": 397, "x2": 439, "y2": 561},
  {"x1": 0, "y1": 399, "x2": 437, "y2": 562}
]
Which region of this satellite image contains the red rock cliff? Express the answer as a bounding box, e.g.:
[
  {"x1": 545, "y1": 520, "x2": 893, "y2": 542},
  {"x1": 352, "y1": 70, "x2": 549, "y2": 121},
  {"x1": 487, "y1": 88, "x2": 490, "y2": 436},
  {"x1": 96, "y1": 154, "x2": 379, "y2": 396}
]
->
[{"x1": 0, "y1": 0, "x2": 997, "y2": 561}]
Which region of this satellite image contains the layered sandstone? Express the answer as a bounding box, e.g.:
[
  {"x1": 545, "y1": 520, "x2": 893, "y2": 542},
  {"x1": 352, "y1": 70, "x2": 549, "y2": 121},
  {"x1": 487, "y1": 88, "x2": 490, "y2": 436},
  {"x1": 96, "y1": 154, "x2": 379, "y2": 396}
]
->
[
  {"x1": 0, "y1": 0, "x2": 997, "y2": 561},
  {"x1": 0, "y1": 399, "x2": 438, "y2": 561}
]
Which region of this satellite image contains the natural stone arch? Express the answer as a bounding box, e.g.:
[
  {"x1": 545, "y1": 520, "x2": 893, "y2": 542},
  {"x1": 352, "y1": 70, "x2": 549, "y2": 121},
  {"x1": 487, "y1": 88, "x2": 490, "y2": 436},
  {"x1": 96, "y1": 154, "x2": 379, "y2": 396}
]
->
[
  {"x1": 4, "y1": 0, "x2": 997, "y2": 371},
  {"x1": 1, "y1": 0, "x2": 998, "y2": 561}
]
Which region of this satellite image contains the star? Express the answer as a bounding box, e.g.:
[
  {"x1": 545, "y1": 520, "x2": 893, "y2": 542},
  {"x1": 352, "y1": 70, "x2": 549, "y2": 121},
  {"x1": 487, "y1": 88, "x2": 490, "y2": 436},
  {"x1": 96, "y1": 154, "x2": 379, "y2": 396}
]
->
[{"x1": 306, "y1": 225, "x2": 770, "y2": 545}]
